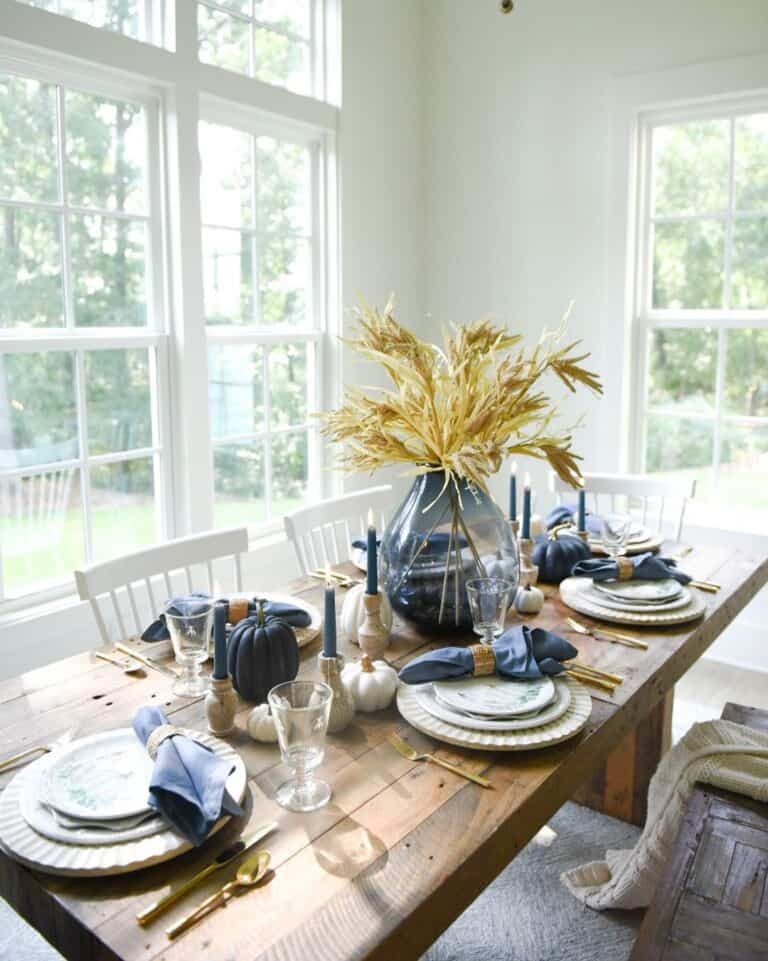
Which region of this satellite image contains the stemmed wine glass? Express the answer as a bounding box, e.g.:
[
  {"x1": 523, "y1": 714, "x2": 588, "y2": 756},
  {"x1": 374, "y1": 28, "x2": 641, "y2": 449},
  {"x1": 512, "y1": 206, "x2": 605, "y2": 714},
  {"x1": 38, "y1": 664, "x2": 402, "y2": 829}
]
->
[
  {"x1": 164, "y1": 599, "x2": 213, "y2": 697},
  {"x1": 268, "y1": 681, "x2": 333, "y2": 812},
  {"x1": 600, "y1": 513, "x2": 631, "y2": 558},
  {"x1": 465, "y1": 577, "x2": 513, "y2": 645}
]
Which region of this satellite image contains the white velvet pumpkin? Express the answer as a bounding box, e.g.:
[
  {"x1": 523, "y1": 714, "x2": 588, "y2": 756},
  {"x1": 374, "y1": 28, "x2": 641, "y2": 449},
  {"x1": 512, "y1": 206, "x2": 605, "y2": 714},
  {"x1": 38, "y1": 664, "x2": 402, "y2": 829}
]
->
[
  {"x1": 341, "y1": 655, "x2": 398, "y2": 712},
  {"x1": 514, "y1": 583, "x2": 545, "y2": 614},
  {"x1": 247, "y1": 704, "x2": 278, "y2": 743},
  {"x1": 340, "y1": 584, "x2": 393, "y2": 644}
]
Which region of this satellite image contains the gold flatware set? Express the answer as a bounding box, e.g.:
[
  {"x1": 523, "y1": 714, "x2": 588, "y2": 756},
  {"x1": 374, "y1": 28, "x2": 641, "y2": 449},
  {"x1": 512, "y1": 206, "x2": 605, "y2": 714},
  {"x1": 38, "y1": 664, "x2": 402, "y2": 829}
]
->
[
  {"x1": 309, "y1": 568, "x2": 362, "y2": 589},
  {"x1": 114, "y1": 642, "x2": 179, "y2": 678},
  {"x1": 388, "y1": 732, "x2": 493, "y2": 788},
  {"x1": 566, "y1": 616, "x2": 649, "y2": 650}
]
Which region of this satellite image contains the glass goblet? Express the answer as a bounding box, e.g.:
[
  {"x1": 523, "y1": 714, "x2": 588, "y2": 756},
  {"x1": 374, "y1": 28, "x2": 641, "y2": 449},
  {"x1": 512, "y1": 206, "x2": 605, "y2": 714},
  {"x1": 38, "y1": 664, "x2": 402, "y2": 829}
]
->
[
  {"x1": 164, "y1": 600, "x2": 213, "y2": 698},
  {"x1": 465, "y1": 577, "x2": 513, "y2": 645},
  {"x1": 268, "y1": 680, "x2": 333, "y2": 813},
  {"x1": 600, "y1": 512, "x2": 631, "y2": 558}
]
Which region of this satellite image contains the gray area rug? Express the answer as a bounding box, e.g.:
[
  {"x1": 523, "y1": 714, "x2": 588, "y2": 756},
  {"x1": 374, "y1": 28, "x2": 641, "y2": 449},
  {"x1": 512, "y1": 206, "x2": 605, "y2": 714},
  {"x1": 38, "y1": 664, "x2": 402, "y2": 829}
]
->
[
  {"x1": 0, "y1": 802, "x2": 641, "y2": 961},
  {"x1": 423, "y1": 802, "x2": 644, "y2": 961},
  {"x1": 0, "y1": 897, "x2": 63, "y2": 961}
]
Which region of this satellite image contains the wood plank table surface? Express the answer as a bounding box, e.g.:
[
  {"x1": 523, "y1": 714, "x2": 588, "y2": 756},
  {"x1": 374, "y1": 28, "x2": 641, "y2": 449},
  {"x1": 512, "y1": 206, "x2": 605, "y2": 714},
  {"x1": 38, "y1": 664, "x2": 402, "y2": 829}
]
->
[{"x1": 0, "y1": 541, "x2": 765, "y2": 961}]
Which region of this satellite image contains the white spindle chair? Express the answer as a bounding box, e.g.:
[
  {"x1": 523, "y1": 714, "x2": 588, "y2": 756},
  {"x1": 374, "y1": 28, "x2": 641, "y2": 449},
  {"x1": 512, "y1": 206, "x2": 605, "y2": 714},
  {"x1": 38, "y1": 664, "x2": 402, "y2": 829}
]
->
[
  {"x1": 0, "y1": 465, "x2": 75, "y2": 556},
  {"x1": 284, "y1": 485, "x2": 393, "y2": 576},
  {"x1": 548, "y1": 471, "x2": 696, "y2": 541},
  {"x1": 74, "y1": 527, "x2": 249, "y2": 646}
]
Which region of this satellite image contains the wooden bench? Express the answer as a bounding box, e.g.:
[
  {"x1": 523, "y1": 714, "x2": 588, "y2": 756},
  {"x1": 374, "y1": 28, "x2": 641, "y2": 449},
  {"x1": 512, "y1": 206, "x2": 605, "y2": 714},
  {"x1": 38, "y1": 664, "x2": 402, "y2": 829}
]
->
[{"x1": 630, "y1": 702, "x2": 768, "y2": 961}]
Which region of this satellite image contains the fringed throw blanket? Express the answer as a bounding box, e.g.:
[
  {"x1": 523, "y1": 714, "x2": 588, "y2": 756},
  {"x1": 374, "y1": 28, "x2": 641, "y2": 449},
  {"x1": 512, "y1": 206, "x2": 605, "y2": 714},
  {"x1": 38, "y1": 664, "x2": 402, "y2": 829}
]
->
[{"x1": 561, "y1": 719, "x2": 768, "y2": 910}]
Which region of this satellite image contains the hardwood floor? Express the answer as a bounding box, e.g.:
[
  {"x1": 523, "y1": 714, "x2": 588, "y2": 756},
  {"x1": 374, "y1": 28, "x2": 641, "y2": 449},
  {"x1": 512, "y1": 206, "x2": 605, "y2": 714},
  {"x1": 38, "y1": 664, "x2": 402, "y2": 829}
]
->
[{"x1": 673, "y1": 658, "x2": 768, "y2": 743}]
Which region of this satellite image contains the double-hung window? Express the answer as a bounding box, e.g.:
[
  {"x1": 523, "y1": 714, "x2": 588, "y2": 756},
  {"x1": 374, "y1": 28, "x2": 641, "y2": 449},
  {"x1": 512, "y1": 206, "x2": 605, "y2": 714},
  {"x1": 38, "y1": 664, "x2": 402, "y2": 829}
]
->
[
  {"x1": 632, "y1": 99, "x2": 768, "y2": 520},
  {"x1": 0, "y1": 1, "x2": 338, "y2": 607}
]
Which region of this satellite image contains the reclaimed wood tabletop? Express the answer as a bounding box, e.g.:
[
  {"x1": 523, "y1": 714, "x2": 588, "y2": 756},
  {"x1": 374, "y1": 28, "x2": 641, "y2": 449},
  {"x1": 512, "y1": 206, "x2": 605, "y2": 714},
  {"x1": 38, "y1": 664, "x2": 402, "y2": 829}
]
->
[{"x1": 0, "y1": 542, "x2": 765, "y2": 961}]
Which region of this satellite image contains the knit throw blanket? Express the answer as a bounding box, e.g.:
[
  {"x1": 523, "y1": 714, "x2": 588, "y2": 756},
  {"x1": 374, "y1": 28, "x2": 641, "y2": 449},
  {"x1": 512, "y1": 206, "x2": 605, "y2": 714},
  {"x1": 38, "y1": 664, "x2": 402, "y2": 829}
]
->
[{"x1": 561, "y1": 719, "x2": 768, "y2": 910}]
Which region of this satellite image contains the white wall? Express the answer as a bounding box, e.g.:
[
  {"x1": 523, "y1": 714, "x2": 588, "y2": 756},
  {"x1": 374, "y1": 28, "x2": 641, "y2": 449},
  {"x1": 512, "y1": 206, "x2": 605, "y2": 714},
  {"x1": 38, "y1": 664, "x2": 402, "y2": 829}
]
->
[{"x1": 421, "y1": 0, "x2": 768, "y2": 666}]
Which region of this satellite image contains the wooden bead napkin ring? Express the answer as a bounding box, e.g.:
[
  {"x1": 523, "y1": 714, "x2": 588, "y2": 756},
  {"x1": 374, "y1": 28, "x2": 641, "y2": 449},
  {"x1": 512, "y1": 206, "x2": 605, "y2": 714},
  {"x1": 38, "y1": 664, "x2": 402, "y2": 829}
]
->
[
  {"x1": 145, "y1": 724, "x2": 183, "y2": 760},
  {"x1": 470, "y1": 644, "x2": 496, "y2": 676},
  {"x1": 616, "y1": 557, "x2": 634, "y2": 580},
  {"x1": 228, "y1": 597, "x2": 250, "y2": 624}
]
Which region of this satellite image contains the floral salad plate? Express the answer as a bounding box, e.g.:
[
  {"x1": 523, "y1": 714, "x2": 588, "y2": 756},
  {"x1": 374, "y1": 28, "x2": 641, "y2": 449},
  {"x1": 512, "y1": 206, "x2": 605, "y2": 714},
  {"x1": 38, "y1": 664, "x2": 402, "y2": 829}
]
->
[{"x1": 432, "y1": 675, "x2": 555, "y2": 718}]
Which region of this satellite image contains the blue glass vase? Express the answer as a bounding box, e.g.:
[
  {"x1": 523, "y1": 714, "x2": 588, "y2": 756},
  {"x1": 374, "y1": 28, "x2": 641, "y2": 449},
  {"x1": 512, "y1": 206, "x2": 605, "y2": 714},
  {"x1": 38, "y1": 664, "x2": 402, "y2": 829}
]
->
[{"x1": 380, "y1": 471, "x2": 519, "y2": 632}]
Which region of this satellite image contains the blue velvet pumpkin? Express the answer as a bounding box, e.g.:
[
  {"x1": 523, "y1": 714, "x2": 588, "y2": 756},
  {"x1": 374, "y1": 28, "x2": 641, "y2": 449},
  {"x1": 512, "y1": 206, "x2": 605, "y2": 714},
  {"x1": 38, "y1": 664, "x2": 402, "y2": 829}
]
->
[
  {"x1": 531, "y1": 525, "x2": 590, "y2": 584},
  {"x1": 227, "y1": 602, "x2": 299, "y2": 703}
]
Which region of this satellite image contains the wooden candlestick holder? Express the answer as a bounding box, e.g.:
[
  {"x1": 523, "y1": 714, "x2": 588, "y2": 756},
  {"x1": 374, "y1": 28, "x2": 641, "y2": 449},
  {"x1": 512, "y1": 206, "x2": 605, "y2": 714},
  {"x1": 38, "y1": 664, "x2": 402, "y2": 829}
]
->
[
  {"x1": 317, "y1": 653, "x2": 355, "y2": 734},
  {"x1": 205, "y1": 676, "x2": 238, "y2": 736},
  {"x1": 510, "y1": 518, "x2": 520, "y2": 538},
  {"x1": 576, "y1": 529, "x2": 589, "y2": 544},
  {"x1": 517, "y1": 536, "x2": 539, "y2": 588},
  {"x1": 357, "y1": 592, "x2": 391, "y2": 660}
]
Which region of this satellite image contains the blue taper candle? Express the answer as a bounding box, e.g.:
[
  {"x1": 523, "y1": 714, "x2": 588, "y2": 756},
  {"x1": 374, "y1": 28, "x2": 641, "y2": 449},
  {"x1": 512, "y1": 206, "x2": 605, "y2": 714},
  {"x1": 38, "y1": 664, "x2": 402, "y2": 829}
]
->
[
  {"x1": 366, "y1": 513, "x2": 378, "y2": 595},
  {"x1": 509, "y1": 462, "x2": 517, "y2": 522},
  {"x1": 521, "y1": 475, "x2": 531, "y2": 539},
  {"x1": 323, "y1": 579, "x2": 337, "y2": 658},
  {"x1": 577, "y1": 488, "x2": 586, "y2": 531},
  {"x1": 212, "y1": 602, "x2": 228, "y2": 680}
]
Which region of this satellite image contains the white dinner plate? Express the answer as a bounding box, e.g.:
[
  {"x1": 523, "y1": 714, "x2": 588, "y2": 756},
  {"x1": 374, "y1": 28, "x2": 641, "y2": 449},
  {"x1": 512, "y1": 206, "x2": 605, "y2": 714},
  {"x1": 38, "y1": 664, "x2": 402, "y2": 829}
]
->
[
  {"x1": 432, "y1": 674, "x2": 555, "y2": 718},
  {"x1": 415, "y1": 678, "x2": 572, "y2": 732},
  {"x1": 593, "y1": 578, "x2": 682, "y2": 603},
  {"x1": 41, "y1": 729, "x2": 153, "y2": 821},
  {"x1": 22, "y1": 752, "x2": 166, "y2": 846},
  {"x1": 583, "y1": 584, "x2": 692, "y2": 613}
]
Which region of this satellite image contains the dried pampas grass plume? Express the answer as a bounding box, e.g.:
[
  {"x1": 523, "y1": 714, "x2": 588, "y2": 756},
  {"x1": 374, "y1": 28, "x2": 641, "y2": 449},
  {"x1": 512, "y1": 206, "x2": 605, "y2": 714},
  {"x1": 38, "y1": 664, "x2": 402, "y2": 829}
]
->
[{"x1": 322, "y1": 299, "x2": 602, "y2": 494}]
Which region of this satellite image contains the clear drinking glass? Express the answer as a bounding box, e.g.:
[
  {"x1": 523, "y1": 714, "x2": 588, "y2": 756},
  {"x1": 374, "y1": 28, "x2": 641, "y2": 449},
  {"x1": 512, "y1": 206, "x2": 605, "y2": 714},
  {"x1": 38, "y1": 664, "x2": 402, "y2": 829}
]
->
[
  {"x1": 465, "y1": 577, "x2": 513, "y2": 644},
  {"x1": 600, "y1": 513, "x2": 631, "y2": 558},
  {"x1": 268, "y1": 680, "x2": 333, "y2": 813},
  {"x1": 164, "y1": 600, "x2": 213, "y2": 698}
]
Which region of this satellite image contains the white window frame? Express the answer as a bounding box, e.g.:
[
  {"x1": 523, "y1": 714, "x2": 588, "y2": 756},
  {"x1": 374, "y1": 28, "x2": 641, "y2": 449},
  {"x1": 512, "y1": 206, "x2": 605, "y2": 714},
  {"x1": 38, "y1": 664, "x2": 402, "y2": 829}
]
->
[
  {"x1": 0, "y1": 0, "x2": 341, "y2": 613},
  {"x1": 629, "y1": 93, "x2": 768, "y2": 504}
]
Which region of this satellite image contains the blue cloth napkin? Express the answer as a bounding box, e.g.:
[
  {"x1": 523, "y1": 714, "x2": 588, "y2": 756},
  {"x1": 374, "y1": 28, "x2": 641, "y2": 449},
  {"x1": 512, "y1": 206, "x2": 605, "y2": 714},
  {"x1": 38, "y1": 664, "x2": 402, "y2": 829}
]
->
[
  {"x1": 398, "y1": 625, "x2": 578, "y2": 684},
  {"x1": 142, "y1": 594, "x2": 311, "y2": 641},
  {"x1": 572, "y1": 552, "x2": 691, "y2": 584},
  {"x1": 546, "y1": 504, "x2": 602, "y2": 535},
  {"x1": 132, "y1": 706, "x2": 243, "y2": 846}
]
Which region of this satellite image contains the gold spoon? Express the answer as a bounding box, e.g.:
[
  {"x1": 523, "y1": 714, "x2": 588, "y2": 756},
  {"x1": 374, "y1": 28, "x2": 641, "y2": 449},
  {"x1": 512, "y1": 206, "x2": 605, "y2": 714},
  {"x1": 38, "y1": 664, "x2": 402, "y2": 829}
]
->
[
  {"x1": 166, "y1": 850, "x2": 271, "y2": 940},
  {"x1": 94, "y1": 651, "x2": 146, "y2": 676},
  {"x1": 566, "y1": 616, "x2": 648, "y2": 650}
]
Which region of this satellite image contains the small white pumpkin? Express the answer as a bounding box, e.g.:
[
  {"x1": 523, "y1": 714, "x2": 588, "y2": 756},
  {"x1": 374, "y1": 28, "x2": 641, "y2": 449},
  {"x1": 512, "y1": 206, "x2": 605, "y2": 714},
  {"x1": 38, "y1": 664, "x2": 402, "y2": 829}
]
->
[
  {"x1": 340, "y1": 584, "x2": 393, "y2": 645},
  {"x1": 247, "y1": 704, "x2": 278, "y2": 743},
  {"x1": 341, "y1": 655, "x2": 398, "y2": 712},
  {"x1": 514, "y1": 583, "x2": 545, "y2": 614}
]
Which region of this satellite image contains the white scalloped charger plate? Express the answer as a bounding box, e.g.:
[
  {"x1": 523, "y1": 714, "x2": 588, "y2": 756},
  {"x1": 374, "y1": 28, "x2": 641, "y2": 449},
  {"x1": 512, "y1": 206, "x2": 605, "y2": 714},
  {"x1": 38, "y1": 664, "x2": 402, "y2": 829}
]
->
[
  {"x1": 396, "y1": 677, "x2": 591, "y2": 751},
  {"x1": 416, "y1": 677, "x2": 572, "y2": 732},
  {"x1": 560, "y1": 577, "x2": 706, "y2": 626},
  {"x1": 0, "y1": 729, "x2": 247, "y2": 877}
]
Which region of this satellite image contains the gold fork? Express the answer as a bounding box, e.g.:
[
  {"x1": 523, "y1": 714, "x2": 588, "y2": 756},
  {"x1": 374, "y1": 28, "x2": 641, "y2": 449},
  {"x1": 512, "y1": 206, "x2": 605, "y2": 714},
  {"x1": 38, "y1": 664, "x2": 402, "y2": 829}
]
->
[
  {"x1": 567, "y1": 617, "x2": 649, "y2": 651},
  {"x1": 0, "y1": 727, "x2": 77, "y2": 774},
  {"x1": 388, "y1": 733, "x2": 492, "y2": 789}
]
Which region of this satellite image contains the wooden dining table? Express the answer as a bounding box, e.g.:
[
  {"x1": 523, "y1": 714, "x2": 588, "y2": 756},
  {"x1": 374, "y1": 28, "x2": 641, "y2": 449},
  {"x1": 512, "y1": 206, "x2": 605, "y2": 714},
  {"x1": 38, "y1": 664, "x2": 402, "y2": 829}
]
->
[{"x1": 0, "y1": 541, "x2": 766, "y2": 961}]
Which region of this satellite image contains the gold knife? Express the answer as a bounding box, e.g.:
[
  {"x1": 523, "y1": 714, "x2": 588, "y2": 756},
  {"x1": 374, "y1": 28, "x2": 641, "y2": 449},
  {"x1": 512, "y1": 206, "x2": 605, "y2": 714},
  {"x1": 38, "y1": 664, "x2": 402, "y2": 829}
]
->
[
  {"x1": 115, "y1": 642, "x2": 178, "y2": 679},
  {"x1": 136, "y1": 821, "x2": 278, "y2": 925}
]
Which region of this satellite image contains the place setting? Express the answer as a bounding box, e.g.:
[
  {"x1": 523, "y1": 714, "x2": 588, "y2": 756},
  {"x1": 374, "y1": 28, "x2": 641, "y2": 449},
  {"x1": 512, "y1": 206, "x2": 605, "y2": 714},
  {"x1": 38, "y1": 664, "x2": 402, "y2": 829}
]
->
[
  {"x1": 0, "y1": 706, "x2": 250, "y2": 877},
  {"x1": 559, "y1": 550, "x2": 715, "y2": 627},
  {"x1": 394, "y1": 576, "x2": 596, "y2": 753}
]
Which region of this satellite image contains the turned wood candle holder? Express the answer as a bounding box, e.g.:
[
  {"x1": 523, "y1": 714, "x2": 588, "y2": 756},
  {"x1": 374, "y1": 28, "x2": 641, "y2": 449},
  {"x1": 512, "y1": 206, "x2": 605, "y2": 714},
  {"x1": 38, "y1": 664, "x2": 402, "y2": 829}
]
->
[
  {"x1": 317, "y1": 653, "x2": 355, "y2": 734},
  {"x1": 357, "y1": 592, "x2": 391, "y2": 660},
  {"x1": 205, "y1": 676, "x2": 238, "y2": 736},
  {"x1": 576, "y1": 529, "x2": 589, "y2": 544}
]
